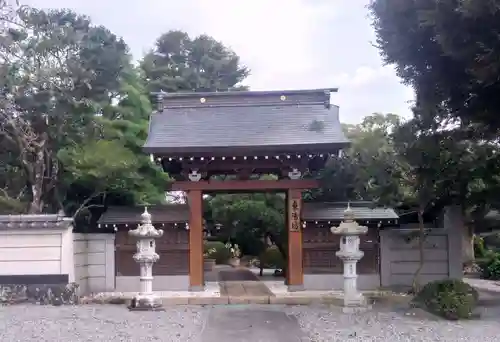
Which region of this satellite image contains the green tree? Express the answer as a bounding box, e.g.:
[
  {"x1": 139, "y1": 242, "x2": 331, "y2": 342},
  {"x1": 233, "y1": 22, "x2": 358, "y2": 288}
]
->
[
  {"x1": 317, "y1": 113, "x2": 408, "y2": 206},
  {"x1": 59, "y1": 67, "x2": 168, "y2": 226},
  {"x1": 0, "y1": 7, "x2": 167, "y2": 221},
  {"x1": 141, "y1": 30, "x2": 250, "y2": 93},
  {"x1": 0, "y1": 7, "x2": 129, "y2": 213},
  {"x1": 369, "y1": 0, "x2": 500, "y2": 274},
  {"x1": 393, "y1": 113, "x2": 500, "y2": 269},
  {"x1": 207, "y1": 192, "x2": 286, "y2": 274},
  {"x1": 369, "y1": 0, "x2": 500, "y2": 137}
]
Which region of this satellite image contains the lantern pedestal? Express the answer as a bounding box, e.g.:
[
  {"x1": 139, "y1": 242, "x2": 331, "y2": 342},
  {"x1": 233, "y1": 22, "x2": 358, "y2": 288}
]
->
[
  {"x1": 331, "y1": 204, "x2": 370, "y2": 312},
  {"x1": 127, "y1": 207, "x2": 165, "y2": 312}
]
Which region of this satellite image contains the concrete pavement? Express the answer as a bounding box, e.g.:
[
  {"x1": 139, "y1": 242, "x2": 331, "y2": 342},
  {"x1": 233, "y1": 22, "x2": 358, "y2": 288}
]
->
[{"x1": 200, "y1": 305, "x2": 307, "y2": 342}]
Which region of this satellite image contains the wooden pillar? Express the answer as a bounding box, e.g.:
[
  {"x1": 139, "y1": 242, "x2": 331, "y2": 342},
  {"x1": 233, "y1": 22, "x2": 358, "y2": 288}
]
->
[
  {"x1": 287, "y1": 189, "x2": 304, "y2": 291},
  {"x1": 188, "y1": 190, "x2": 204, "y2": 291}
]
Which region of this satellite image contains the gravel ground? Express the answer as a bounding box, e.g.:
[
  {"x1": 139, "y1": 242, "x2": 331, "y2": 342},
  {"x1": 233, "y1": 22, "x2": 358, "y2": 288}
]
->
[
  {"x1": 286, "y1": 305, "x2": 500, "y2": 342},
  {"x1": 1, "y1": 304, "x2": 500, "y2": 342},
  {"x1": 0, "y1": 305, "x2": 207, "y2": 342}
]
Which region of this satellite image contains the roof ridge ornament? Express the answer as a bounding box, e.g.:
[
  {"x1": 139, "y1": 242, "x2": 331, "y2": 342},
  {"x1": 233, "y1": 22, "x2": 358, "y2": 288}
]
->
[{"x1": 151, "y1": 91, "x2": 166, "y2": 111}]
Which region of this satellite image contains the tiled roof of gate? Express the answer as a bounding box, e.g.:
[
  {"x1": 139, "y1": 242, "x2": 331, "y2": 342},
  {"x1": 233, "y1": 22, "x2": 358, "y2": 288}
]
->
[
  {"x1": 143, "y1": 89, "x2": 349, "y2": 155},
  {"x1": 302, "y1": 202, "x2": 399, "y2": 221},
  {"x1": 97, "y1": 205, "x2": 189, "y2": 225},
  {"x1": 98, "y1": 202, "x2": 398, "y2": 226}
]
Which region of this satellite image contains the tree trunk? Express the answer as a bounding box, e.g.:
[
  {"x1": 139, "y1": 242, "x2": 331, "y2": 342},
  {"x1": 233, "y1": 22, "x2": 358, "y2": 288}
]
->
[
  {"x1": 462, "y1": 225, "x2": 475, "y2": 265},
  {"x1": 27, "y1": 149, "x2": 46, "y2": 214},
  {"x1": 259, "y1": 256, "x2": 264, "y2": 276},
  {"x1": 411, "y1": 207, "x2": 425, "y2": 294},
  {"x1": 28, "y1": 183, "x2": 43, "y2": 213}
]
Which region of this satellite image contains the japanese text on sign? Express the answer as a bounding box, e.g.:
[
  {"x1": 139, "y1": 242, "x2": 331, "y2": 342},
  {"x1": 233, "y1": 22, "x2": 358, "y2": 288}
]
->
[{"x1": 290, "y1": 199, "x2": 300, "y2": 232}]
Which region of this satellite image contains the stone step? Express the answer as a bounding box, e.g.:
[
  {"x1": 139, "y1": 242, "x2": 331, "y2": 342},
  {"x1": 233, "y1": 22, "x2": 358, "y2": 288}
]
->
[
  {"x1": 85, "y1": 290, "x2": 405, "y2": 307},
  {"x1": 85, "y1": 294, "x2": 347, "y2": 306},
  {"x1": 162, "y1": 295, "x2": 345, "y2": 305}
]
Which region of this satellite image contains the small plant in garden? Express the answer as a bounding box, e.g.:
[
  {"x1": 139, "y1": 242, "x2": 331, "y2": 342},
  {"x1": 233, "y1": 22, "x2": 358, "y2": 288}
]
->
[
  {"x1": 413, "y1": 279, "x2": 479, "y2": 320},
  {"x1": 225, "y1": 242, "x2": 241, "y2": 258},
  {"x1": 478, "y1": 250, "x2": 500, "y2": 280},
  {"x1": 232, "y1": 244, "x2": 241, "y2": 258},
  {"x1": 204, "y1": 241, "x2": 232, "y2": 264},
  {"x1": 203, "y1": 248, "x2": 216, "y2": 259}
]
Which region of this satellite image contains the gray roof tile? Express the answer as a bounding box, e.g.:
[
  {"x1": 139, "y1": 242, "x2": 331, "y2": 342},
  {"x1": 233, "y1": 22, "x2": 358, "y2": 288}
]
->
[
  {"x1": 0, "y1": 214, "x2": 72, "y2": 230},
  {"x1": 302, "y1": 202, "x2": 399, "y2": 221},
  {"x1": 143, "y1": 89, "x2": 348, "y2": 154}
]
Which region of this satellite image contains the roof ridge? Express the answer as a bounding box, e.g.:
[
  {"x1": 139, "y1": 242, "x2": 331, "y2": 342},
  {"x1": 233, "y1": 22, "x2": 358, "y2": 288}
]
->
[
  {"x1": 163, "y1": 101, "x2": 327, "y2": 109},
  {"x1": 153, "y1": 88, "x2": 338, "y2": 99}
]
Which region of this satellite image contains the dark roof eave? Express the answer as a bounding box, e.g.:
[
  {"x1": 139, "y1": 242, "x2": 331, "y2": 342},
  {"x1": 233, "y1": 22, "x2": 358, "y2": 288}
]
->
[
  {"x1": 143, "y1": 142, "x2": 350, "y2": 156},
  {"x1": 97, "y1": 205, "x2": 189, "y2": 224},
  {"x1": 98, "y1": 220, "x2": 187, "y2": 225},
  {"x1": 303, "y1": 217, "x2": 399, "y2": 222}
]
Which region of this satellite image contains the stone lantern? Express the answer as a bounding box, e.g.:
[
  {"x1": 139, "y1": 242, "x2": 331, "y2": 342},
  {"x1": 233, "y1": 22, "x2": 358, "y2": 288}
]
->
[
  {"x1": 128, "y1": 207, "x2": 164, "y2": 311},
  {"x1": 330, "y1": 203, "x2": 369, "y2": 311}
]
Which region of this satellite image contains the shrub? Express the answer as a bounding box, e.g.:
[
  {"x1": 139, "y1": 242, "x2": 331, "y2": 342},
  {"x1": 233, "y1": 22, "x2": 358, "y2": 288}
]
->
[
  {"x1": 260, "y1": 246, "x2": 285, "y2": 269},
  {"x1": 478, "y1": 250, "x2": 500, "y2": 280},
  {"x1": 414, "y1": 279, "x2": 479, "y2": 320},
  {"x1": 203, "y1": 241, "x2": 231, "y2": 264}
]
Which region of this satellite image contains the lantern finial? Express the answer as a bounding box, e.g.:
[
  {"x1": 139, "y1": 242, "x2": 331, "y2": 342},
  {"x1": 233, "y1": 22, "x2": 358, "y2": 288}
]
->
[
  {"x1": 343, "y1": 202, "x2": 355, "y2": 222},
  {"x1": 141, "y1": 206, "x2": 152, "y2": 224}
]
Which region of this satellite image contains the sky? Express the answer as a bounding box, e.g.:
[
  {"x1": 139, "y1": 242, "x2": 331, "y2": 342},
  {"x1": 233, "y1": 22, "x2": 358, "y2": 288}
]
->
[{"x1": 24, "y1": 0, "x2": 414, "y2": 124}]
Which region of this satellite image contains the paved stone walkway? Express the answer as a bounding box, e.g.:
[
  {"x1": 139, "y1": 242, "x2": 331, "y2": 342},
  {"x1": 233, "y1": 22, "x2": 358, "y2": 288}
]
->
[
  {"x1": 2, "y1": 304, "x2": 500, "y2": 342},
  {"x1": 200, "y1": 306, "x2": 307, "y2": 342},
  {"x1": 218, "y1": 268, "x2": 275, "y2": 298},
  {"x1": 218, "y1": 268, "x2": 260, "y2": 281}
]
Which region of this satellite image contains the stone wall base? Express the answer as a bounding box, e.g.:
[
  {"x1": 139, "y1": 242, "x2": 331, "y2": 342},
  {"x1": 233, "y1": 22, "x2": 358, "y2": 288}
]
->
[
  {"x1": 303, "y1": 274, "x2": 380, "y2": 291},
  {"x1": 0, "y1": 283, "x2": 79, "y2": 305},
  {"x1": 115, "y1": 275, "x2": 189, "y2": 292}
]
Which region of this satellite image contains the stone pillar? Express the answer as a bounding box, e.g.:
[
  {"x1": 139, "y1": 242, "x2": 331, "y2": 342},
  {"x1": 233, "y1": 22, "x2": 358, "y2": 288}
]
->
[
  {"x1": 287, "y1": 189, "x2": 304, "y2": 291},
  {"x1": 128, "y1": 207, "x2": 164, "y2": 311},
  {"x1": 188, "y1": 190, "x2": 204, "y2": 291},
  {"x1": 331, "y1": 204, "x2": 369, "y2": 311}
]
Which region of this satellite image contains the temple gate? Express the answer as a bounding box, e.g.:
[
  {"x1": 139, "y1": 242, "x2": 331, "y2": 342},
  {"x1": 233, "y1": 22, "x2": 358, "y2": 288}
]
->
[{"x1": 143, "y1": 88, "x2": 349, "y2": 291}]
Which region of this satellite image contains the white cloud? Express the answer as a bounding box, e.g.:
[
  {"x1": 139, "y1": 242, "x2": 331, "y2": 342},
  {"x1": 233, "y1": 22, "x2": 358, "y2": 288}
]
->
[
  {"x1": 329, "y1": 65, "x2": 414, "y2": 123},
  {"x1": 195, "y1": 0, "x2": 322, "y2": 89},
  {"x1": 333, "y1": 66, "x2": 395, "y2": 88}
]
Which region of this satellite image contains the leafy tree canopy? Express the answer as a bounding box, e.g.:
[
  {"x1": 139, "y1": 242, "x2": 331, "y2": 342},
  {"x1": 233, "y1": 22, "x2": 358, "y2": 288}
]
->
[
  {"x1": 316, "y1": 113, "x2": 409, "y2": 206},
  {"x1": 0, "y1": 5, "x2": 166, "y2": 224},
  {"x1": 370, "y1": 0, "x2": 500, "y2": 137},
  {"x1": 141, "y1": 30, "x2": 250, "y2": 93}
]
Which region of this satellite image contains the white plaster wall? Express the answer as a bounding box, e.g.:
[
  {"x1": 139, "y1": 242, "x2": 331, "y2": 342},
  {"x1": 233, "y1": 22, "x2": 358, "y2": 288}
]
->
[
  {"x1": 0, "y1": 228, "x2": 74, "y2": 281},
  {"x1": 72, "y1": 233, "x2": 115, "y2": 294}
]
